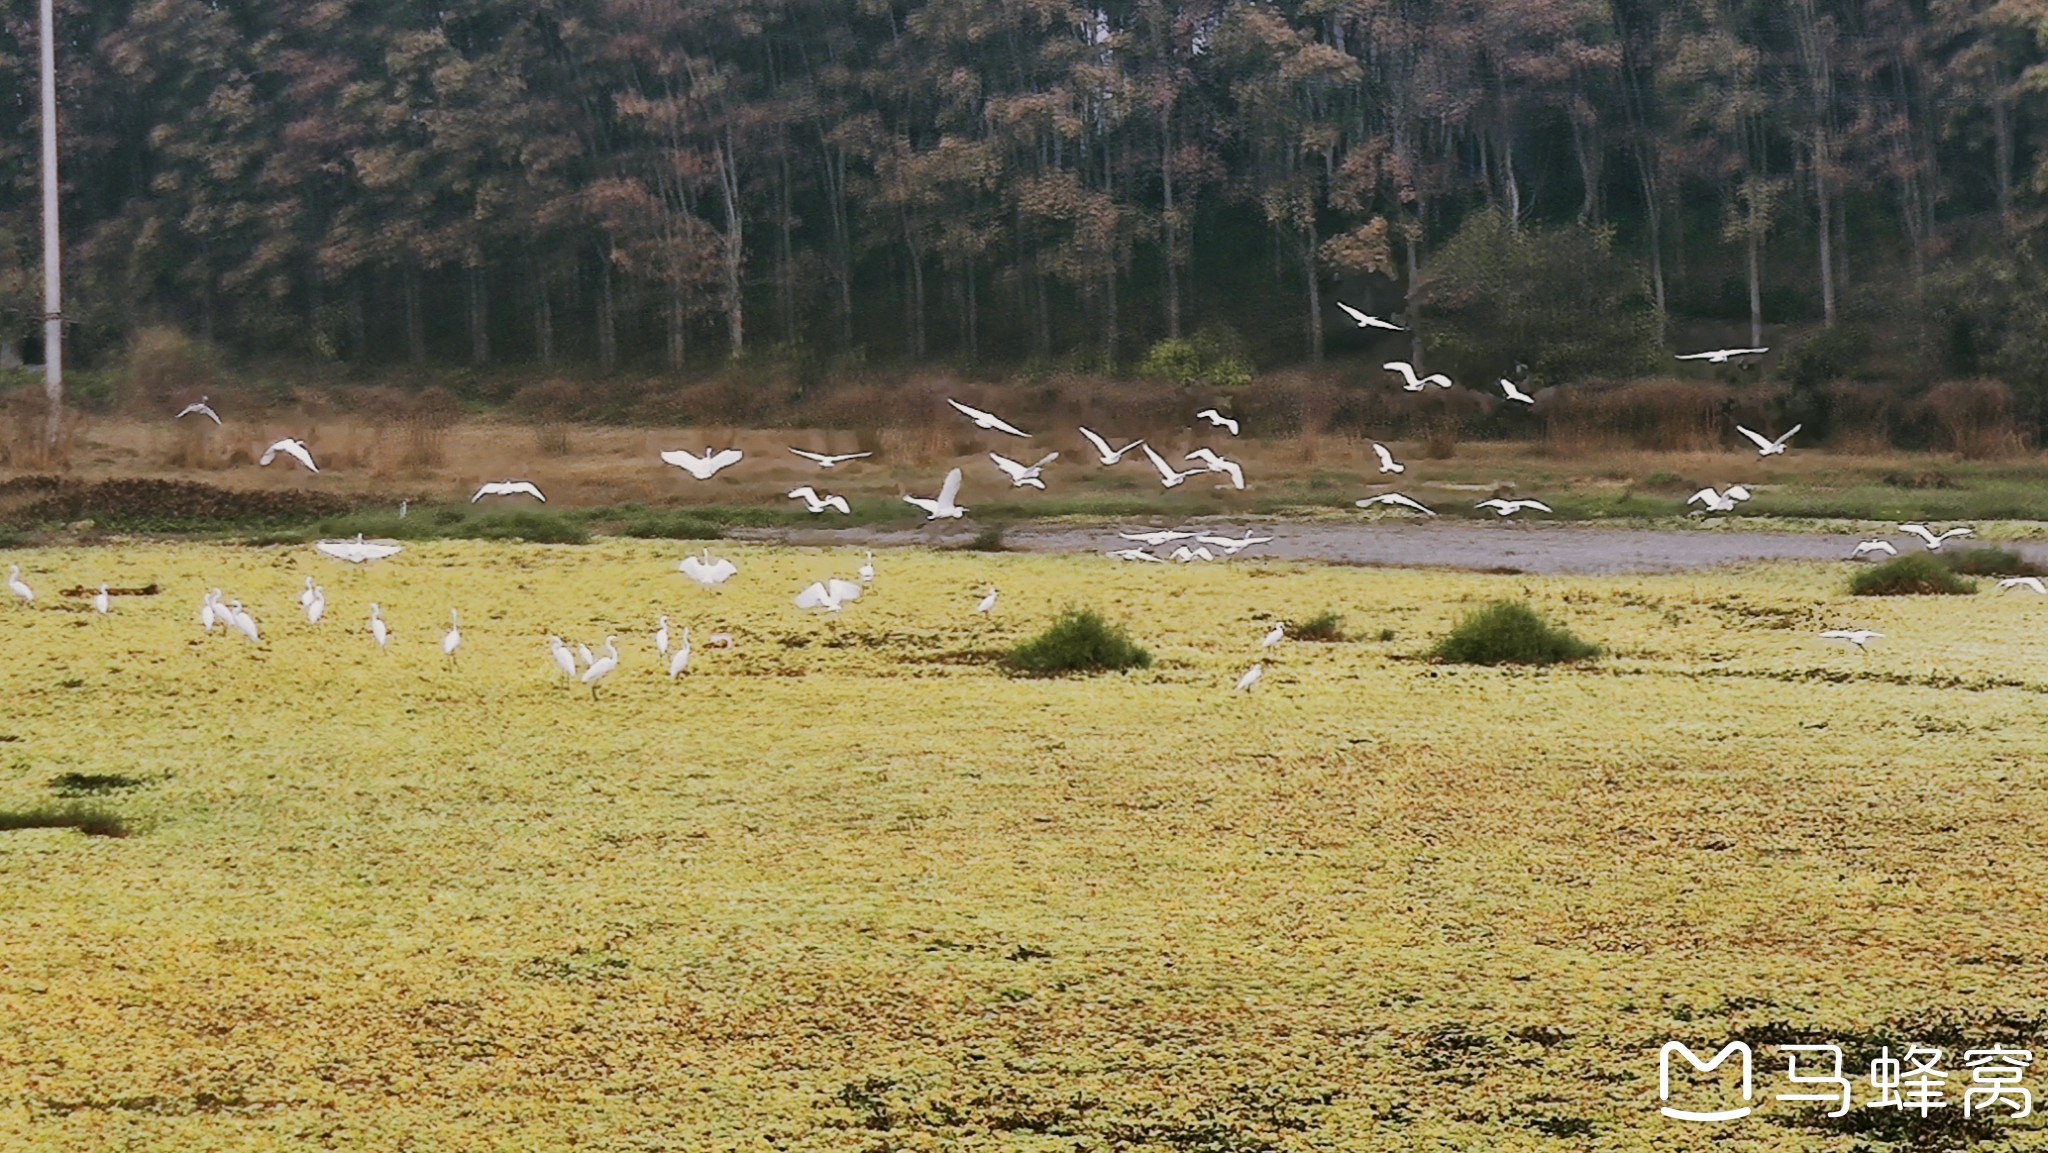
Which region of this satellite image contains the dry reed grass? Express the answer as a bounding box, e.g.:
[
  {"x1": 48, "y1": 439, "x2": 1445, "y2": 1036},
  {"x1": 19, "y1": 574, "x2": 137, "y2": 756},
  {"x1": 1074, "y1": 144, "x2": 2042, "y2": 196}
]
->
[{"x1": 1921, "y1": 379, "x2": 2028, "y2": 459}]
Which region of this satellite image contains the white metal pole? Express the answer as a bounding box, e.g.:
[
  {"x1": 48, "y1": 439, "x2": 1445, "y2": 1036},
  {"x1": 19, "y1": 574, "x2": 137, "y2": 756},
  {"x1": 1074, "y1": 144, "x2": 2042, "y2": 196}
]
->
[{"x1": 39, "y1": 0, "x2": 61, "y2": 449}]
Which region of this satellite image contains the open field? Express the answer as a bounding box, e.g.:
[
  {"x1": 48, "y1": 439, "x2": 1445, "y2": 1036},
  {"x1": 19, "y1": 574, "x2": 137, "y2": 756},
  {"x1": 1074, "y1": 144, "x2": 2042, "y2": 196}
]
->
[
  {"x1": 5, "y1": 540, "x2": 2048, "y2": 1148},
  {"x1": 27, "y1": 413, "x2": 2048, "y2": 530}
]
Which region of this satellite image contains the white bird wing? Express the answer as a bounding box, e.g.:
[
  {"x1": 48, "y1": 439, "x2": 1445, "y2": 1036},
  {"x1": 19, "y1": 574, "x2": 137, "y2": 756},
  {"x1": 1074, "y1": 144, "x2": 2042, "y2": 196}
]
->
[
  {"x1": 1724, "y1": 485, "x2": 1752, "y2": 500},
  {"x1": 1899, "y1": 524, "x2": 1937, "y2": 545},
  {"x1": 706, "y1": 449, "x2": 743, "y2": 472},
  {"x1": 1735, "y1": 426, "x2": 1774, "y2": 451},
  {"x1": 1675, "y1": 351, "x2": 1717, "y2": 361},
  {"x1": 937, "y1": 467, "x2": 963, "y2": 508},
  {"x1": 1030, "y1": 452, "x2": 1059, "y2": 471},
  {"x1": 788, "y1": 448, "x2": 831, "y2": 464},
  {"x1": 793, "y1": 582, "x2": 833, "y2": 610},
  {"x1": 903, "y1": 495, "x2": 940, "y2": 515},
  {"x1": 1336, "y1": 301, "x2": 1370, "y2": 326},
  {"x1": 1139, "y1": 443, "x2": 1179, "y2": 481},
  {"x1": 989, "y1": 453, "x2": 1028, "y2": 480},
  {"x1": 1939, "y1": 527, "x2": 1974, "y2": 542},
  {"x1": 1772, "y1": 425, "x2": 1803, "y2": 448},
  {"x1": 824, "y1": 495, "x2": 850, "y2": 513},
  {"x1": 1383, "y1": 361, "x2": 1418, "y2": 385},
  {"x1": 1078, "y1": 426, "x2": 1116, "y2": 461},
  {"x1": 788, "y1": 486, "x2": 820, "y2": 502},
  {"x1": 660, "y1": 449, "x2": 704, "y2": 472},
  {"x1": 1196, "y1": 408, "x2": 1223, "y2": 423},
  {"x1": 1372, "y1": 443, "x2": 1397, "y2": 469},
  {"x1": 1522, "y1": 501, "x2": 1554, "y2": 513},
  {"x1": 947, "y1": 397, "x2": 988, "y2": 423},
  {"x1": 1214, "y1": 459, "x2": 1244, "y2": 488},
  {"x1": 827, "y1": 578, "x2": 863, "y2": 603},
  {"x1": 1477, "y1": 499, "x2": 1508, "y2": 511}
]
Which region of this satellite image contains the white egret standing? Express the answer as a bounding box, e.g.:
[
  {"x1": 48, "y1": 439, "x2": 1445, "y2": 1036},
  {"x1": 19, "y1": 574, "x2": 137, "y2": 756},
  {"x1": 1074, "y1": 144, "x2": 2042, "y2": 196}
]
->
[
  {"x1": 581, "y1": 636, "x2": 620, "y2": 699},
  {"x1": 305, "y1": 585, "x2": 325, "y2": 625},
  {"x1": 91, "y1": 585, "x2": 109, "y2": 614},
  {"x1": 442, "y1": 610, "x2": 461, "y2": 663},
  {"x1": 368, "y1": 603, "x2": 389, "y2": 650},
  {"x1": 1235, "y1": 663, "x2": 1264, "y2": 692},
  {"x1": 547, "y1": 635, "x2": 577, "y2": 680},
  {"x1": 228, "y1": 600, "x2": 259, "y2": 643},
  {"x1": 6, "y1": 565, "x2": 31, "y2": 604},
  {"x1": 668, "y1": 628, "x2": 693, "y2": 680},
  {"x1": 654, "y1": 615, "x2": 670, "y2": 657},
  {"x1": 1260, "y1": 622, "x2": 1285, "y2": 648},
  {"x1": 975, "y1": 587, "x2": 998, "y2": 614},
  {"x1": 858, "y1": 550, "x2": 875, "y2": 585},
  {"x1": 199, "y1": 589, "x2": 220, "y2": 631}
]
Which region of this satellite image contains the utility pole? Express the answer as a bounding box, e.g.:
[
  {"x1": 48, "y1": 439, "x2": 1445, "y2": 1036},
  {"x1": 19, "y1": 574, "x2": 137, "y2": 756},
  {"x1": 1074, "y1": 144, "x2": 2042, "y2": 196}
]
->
[{"x1": 39, "y1": 0, "x2": 62, "y2": 450}]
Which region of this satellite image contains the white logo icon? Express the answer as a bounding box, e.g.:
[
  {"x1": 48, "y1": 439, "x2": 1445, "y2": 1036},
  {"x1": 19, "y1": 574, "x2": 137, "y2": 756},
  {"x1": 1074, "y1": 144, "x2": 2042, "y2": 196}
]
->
[{"x1": 1660, "y1": 1041, "x2": 1754, "y2": 1122}]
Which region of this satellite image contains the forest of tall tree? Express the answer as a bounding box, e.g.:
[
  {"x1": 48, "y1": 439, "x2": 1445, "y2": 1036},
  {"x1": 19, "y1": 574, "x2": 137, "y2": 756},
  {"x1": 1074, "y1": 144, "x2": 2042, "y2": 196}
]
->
[{"x1": 0, "y1": 0, "x2": 2043, "y2": 385}]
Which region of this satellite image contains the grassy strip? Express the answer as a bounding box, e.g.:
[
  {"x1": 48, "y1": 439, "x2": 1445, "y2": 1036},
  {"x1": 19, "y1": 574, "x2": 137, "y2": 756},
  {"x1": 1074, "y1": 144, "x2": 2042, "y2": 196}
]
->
[{"x1": 0, "y1": 804, "x2": 132, "y2": 838}]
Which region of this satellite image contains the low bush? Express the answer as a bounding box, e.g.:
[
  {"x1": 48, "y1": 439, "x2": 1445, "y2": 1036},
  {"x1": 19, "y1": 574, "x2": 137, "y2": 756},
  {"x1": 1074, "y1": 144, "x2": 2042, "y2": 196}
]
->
[
  {"x1": 1429, "y1": 601, "x2": 1600, "y2": 666},
  {"x1": 1850, "y1": 554, "x2": 1977, "y2": 596},
  {"x1": 1941, "y1": 547, "x2": 2044, "y2": 577},
  {"x1": 0, "y1": 803, "x2": 130, "y2": 837},
  {"x1": 1004, "y1": 609, "x2": 1152, "y2": 676},
  {"x1": 1293, "y1": 611, "x2": 1348, "y2": 642}
]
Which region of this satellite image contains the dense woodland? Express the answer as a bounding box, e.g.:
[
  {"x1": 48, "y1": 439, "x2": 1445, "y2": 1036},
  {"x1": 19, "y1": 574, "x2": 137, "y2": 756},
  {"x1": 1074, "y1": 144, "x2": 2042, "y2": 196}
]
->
[{"x1": 2, "y1": 0, "x2": 2047, "y2": 386}]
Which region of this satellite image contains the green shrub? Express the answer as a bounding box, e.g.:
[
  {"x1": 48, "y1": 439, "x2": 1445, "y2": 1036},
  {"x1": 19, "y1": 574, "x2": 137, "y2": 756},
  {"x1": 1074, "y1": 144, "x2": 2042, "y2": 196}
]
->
[
  {"x1": 0, "y1": 803, "x2": 130, "y2": 837},
  {"x1": 462, "y1": 510, "x2": 589, "y2": 544},
  {"x1": 1413, "y1": 209, "x2": 1661, "y2": 383},
  {"x1": 1293, "y1": 611, "x2": 1348, "y2": 642},
  {"x1": 1429, "y1": 601, "x2": 1600, "y2": 666},
  {"x1": 1940, "y1": 547, "x2": 2043, "y2": 578},
  {"x1": 618, "y1": 511, "x2": 725, "y2": 540},
  {"x1": 1849, "y1": 554, "x2": 1975, "y2": 595},
  {"x1": 1850, "y1": 554, "x2": 1978, "y2": 596},
  {"x1": 1138, "y1": 326, "x2": 1254, "y2": 390},
  {"x1": 1004, "y1": 609, "x2": 1152, "y2": 676}
]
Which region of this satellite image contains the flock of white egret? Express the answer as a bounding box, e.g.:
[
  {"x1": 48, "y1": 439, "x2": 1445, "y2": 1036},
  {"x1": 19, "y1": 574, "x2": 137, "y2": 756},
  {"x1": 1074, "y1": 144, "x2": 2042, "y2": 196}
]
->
[{"x1": 39, "y1": 352, "x2": 2002, "y2": 681}]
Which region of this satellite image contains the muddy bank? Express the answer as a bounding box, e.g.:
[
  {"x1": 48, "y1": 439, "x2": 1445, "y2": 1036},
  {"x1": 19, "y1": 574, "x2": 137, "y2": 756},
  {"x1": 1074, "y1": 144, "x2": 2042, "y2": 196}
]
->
[{"x1": 726, "y1": 520, "x2": 2046, "y2": 575}]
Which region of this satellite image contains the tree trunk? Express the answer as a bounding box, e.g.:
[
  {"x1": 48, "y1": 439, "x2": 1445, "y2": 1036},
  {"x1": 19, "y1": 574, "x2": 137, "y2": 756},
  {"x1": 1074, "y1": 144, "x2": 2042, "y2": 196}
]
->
[
  {"x1": 904, "y1": 239, "x2": 926, "y2": 361},
  {"x1": 1404, "y1": 225, "x2": 1423, "y2": 368},
  {"x1": 404, "y1": 265, "x2": 425, "y2": 365},
  {"x1": 1161, "y1": 107, "x2": 1181, "y2": 339},
  {"x1": 1103, "y1": 270, "x2": 1118, "y2": 370},
  {"x1": 1994, "y1": 90, "x2": 2015, "y2": 230},
  {"x1": 776, "y1": 151, "x2": 796, "y2": 348},
  {"x1": 715, "y1": 136, "x2": 744, "y2": 358},
  {"x1": 666, "y1": 295, "x2": 687, "y2": 371},
  {"x1": 597, "y1": 253, "x2": 617, "y2": 373},
  {"x1": 963, "y1": 254, "x2": 978, "y2": 364},
  {"x1": 349, "y1": 279, "x2": 366, "y2": 363},
  {"x1": 1303, "y1": 222, "x2": 1323, "y2": 363},
  {"x1": 1813, "y1": 140, "x2": 1835, "y2": 327},
  {"x1": 468, "y1": 260, "x2": 490, "y2": 365},
  {"x1": 1745, "y1": 201, "x2": 1762, "y2": 350},
  {"x1": 532, "y1": 263, "x2": 553, "y2": 366}
]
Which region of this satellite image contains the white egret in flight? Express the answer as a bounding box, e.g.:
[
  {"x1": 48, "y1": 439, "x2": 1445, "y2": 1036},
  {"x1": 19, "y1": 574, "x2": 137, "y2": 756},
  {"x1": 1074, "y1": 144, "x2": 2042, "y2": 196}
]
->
[
  {"x1": 1372, "y1": 443, "x2": 1405, "y2": 474},
  {"x1": 260, "y1": 438, "x2": 319, "y2": 472},
  {"x1": 787, "y1": 486, "x2": 852, "y2": 514},
  {"x1": 1194, "y1": 409, "x2": 1240, "y2": 435},
  {"x1": 947, "y1": 398, "x2": 1030, "y2": 437},
  {"x1": 471, "y1": 480, "x2": 546, "y2": 503},
  {"x1": 1384, "y1": 361, "x2": 1452, "y2": 391},
  {"x1": 1355, "y1": 493, "x2": 1437, "y2": 517},
  {"x1": 1078, "y1": 427, "x2": 1146, "y2": 465},
  {"x1": 1736, "y1": 424, "x2": 1801, "y2": 457},
  {"x1": 990, "y1": 452, "x2": 1059, "y2": 489},
  {"x1": 679, "y1": 549, "x2": 739, "y2": 587},
  {"x1": 903, "y1": 468, "x2": 969, "y2": 519},
  {"x1": 788, "y1": 448, "x2": 873, "y2": 468},
  {"x1": 1900, "y1": 523, "x2": 1974, "y2": 551},
  {"x1": 176, "y1": 397, "x2": 222, "y2": 424},
  {"x1": 1336, "y1": 302, "x2": 1404, "y2": 331},
  {"x1": 660, "y1": 448, "x2": 744, "y2": 479}
]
